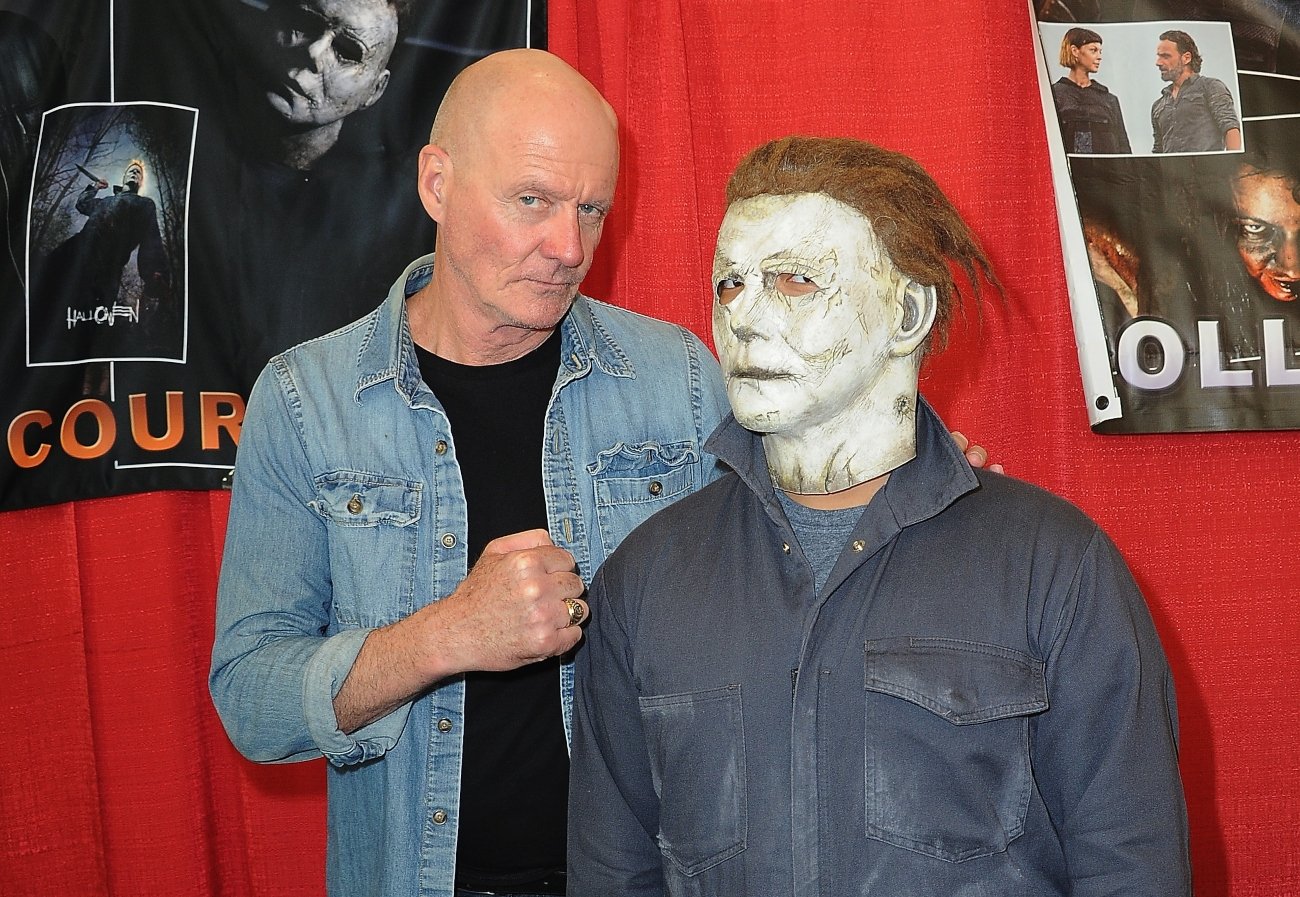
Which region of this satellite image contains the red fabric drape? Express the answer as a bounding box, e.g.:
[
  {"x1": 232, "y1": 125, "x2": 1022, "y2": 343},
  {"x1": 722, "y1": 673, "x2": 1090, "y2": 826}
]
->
[
  {"x1": 0, "y1": 492, "x2": 325, "y2": 895},
  {"x1": 0, "y1": 2, "x2": 1295, "y2": 895}
]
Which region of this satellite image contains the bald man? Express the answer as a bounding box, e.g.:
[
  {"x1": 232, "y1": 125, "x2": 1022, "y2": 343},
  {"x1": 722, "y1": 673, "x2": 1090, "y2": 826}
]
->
[
  {"x1": 210, "y1": 49, "x2": 994, "y2": 897},
  {"x1": 210, "y1": 49, "x2": 728, "y2": 897}
]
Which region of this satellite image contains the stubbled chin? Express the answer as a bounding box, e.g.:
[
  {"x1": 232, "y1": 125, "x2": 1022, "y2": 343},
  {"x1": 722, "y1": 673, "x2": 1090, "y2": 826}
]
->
[
  {"x1": 518, "y1": 278, "x2": 579, "y2": 302},
  {"x1": 514, "y1": 293, "x2": 578, "y2": 330}
]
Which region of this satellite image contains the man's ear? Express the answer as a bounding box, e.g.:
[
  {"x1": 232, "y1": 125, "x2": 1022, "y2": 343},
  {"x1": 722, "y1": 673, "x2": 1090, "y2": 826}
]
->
[
  {"x1": 890, "y1": 278, "x2": 937, "y2": 357},
  {"x1": 417, "y1": 144, "x2": 450, "y2": 222}
]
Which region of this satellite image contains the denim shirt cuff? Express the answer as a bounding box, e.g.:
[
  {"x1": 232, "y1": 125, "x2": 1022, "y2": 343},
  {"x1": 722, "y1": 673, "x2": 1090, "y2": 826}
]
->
[{"x1": 304, "y1": 628, "x2": 412, "y2": 767}]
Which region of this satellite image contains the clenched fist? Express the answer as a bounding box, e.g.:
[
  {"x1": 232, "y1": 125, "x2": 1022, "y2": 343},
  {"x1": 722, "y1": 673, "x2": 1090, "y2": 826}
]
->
[
  {"x1": 333, "y1": 530, "x2": 590, "y2": 734},
  {"x1": 437, "y1": 529, "x2": 590, "y2": 671}
]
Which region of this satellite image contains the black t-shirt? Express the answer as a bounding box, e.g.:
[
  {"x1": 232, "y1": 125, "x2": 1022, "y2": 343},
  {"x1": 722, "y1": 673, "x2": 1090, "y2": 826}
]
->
[{"x1": 415, "y1": 329, "x2": 569, "y2": 887}]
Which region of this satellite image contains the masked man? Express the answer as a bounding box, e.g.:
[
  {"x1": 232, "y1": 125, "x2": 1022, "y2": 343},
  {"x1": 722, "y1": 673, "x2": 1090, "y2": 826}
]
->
[
  {"x1": 240, "y1": 0, "x2": 405, "y2": 170},
  {"x1": 568, "y1": 136, "x2": 1192, "y2": 896},
  {"x1": 36, "y1": 158, "x2": 168, "y2": 319}
]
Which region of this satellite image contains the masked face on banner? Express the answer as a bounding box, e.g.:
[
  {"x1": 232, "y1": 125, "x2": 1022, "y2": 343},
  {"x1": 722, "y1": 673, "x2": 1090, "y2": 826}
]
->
[
  {"x1": 123, "y1": 159, "x2": 145, "y2": 192},
  {"x1": 1232, "y1": 167, "x2": 1300, "y2": 303},
  {"x1": 262, "y1": 0, "x2": 399, "y2": 128},
  {"x1": 712, "y1": 191, "x2": 929, "y2": 491}
]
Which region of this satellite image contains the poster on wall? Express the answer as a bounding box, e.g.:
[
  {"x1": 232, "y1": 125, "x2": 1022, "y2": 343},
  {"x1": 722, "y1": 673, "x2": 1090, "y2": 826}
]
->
[
  {"x1": 0, "y1": 0, "x2": 545, "y2": 511},
  {"x1": 1032, "y1": 0, "x2": 1300, "y2": 432}
]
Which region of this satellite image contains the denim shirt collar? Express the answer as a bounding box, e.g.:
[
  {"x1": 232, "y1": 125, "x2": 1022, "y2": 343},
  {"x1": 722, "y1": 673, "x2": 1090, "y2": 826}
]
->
[
  {"x1": 705, "y1": 395, "x2": 980, "y2": 532},
  {"x1": 352, "y1": 254, "x2": 636, "y2": 406}
]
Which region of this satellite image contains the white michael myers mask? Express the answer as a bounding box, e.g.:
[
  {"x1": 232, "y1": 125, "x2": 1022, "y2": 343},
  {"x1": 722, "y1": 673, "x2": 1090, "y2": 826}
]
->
[{"x1": 711, "y1": 191, "x2": 935, "y2": 493}]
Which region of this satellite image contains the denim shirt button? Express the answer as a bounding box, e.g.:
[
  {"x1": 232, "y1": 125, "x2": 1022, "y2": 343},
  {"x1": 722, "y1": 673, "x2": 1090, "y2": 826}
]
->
[
  {"x1": 437, "y1": 718, "x2": 453, "y2": 733},
  {"x1": 432, "y1": 809, "x2": 448, "y2": 825},
  {"x1": 441, "y1": 533, "x2": 457, "y2": 548},
  {"x1": 851, "y1": 539, "x2": 866, "y2": 552},
  {"x1": 346, "y1": 495, "x2": 363, "y2": 514},
  {"x1": 648, "y1": 480, "x2": 663, "y2": 496},
  {"x1": 435, "y1": 440, "x2": 448, "y2": 455}
]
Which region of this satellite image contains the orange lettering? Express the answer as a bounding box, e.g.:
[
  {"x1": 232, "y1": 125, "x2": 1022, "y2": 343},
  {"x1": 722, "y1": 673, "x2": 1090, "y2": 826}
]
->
[
  {"x1": 129, "y1": 391, "x2": 185, "y2": 451},
  {"x1": 200, "y1": 392, "x2": 245, "y2": 450},
  {"x1": 60, "y1": 399, "x2": 116, "y2": 460},
  {"x1": 7, "y1": 410, "x2": 54, "y2": 469}
]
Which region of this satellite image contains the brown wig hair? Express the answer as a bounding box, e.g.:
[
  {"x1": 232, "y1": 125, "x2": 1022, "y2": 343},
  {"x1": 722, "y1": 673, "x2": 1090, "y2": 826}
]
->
[{"x1": 724, "y1": 135, "x2": 998, "y2": 347}]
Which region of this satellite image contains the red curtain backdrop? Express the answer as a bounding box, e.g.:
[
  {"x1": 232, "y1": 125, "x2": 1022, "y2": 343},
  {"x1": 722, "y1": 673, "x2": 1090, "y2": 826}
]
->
[{"x1": 1, "y1": 2, "x2": 1296, "y2": 895}]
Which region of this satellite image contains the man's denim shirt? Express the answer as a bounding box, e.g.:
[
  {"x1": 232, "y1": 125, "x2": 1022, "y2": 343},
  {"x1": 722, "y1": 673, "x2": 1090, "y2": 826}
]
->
[
  {"x1": 210, "y1": 254, "x2": 728, "y2": 897},
  {"x1": 569, "y1": 399, "x2": 1191, "y2": 896}
]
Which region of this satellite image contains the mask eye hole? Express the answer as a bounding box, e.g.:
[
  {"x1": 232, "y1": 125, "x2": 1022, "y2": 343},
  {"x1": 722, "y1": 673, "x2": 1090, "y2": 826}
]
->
[
  {"x1": 774, "y1": 272, "x2": 820, "y2": 297},
  {"x1": 716, "y1": 278, "x2": 743, "y2": 304}
]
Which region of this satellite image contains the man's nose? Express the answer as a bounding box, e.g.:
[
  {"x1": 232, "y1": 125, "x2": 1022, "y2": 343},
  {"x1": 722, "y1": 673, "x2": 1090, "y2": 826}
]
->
[
  {"x1": 304, "y1": 31, "x2": 336, "y2": 72},
  {"x1": 542, "y1": 210, "x2": 585, "y2": 268}
]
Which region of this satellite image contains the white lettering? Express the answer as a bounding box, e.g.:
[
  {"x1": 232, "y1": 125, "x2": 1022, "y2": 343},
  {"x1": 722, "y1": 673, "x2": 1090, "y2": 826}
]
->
[
  {"x1": 1198, "y1": 321, "x2": 1254, "y2": 387},
  {"x1": 1117, "y1": 319, "x2": 1184, "y2": 391},
  {"x1": 64, "y1": 304, "x2": 140, "y2": 329},
  {"x1": 1263, "y1": 319, "x2": 1300, "y2": 386}
]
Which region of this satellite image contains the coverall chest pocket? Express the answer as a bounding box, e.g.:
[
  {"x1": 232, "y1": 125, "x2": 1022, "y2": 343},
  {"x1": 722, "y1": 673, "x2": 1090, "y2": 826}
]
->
[
  {"x1": 588, "y1": 440, "x2": 700, "y2": 556},
  {"x1": 311, "y1": 471, "x2": 422, "y2": 628},
  {"x1": 862, "y1": 637, "x2": 1047, "y2": 863},
  {"x1": 638, "y1": 685, "x2": 748, "y2": 894}
]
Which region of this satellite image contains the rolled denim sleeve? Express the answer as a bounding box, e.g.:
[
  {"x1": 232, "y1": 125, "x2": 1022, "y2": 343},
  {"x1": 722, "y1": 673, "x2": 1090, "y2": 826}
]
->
[
  {"x1": 209, "y1": 360, "x2": 411, "y2": 766},
  {"x1": 568, "y1": 567, "x2": 666, "y2": 896},
  {"x1": 1032, "y1": 528, "x2": 1192, "y2": 895}
]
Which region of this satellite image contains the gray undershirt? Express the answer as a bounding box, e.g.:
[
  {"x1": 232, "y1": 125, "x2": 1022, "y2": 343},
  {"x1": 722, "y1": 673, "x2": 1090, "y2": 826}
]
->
[{"x1": 775, "y1": 489, "x2": 866, "y2": 594}]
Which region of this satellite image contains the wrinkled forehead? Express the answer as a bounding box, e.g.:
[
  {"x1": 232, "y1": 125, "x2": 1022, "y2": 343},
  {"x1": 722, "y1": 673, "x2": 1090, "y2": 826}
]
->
[{"x1": 714, "y1": 192, "x2": 884, "y2": 271}]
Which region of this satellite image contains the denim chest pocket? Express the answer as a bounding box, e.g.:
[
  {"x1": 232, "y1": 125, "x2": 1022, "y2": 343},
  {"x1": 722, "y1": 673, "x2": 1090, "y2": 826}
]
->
[
  {"x1": 310, "y1": 471, "x2": 422, "y2": 628},
  {"x1": 638, "y1": 685, "x2": 747, "y2": 890},
  {"x1": 862, "y1": 637, "x2": 1047, "y2": 863},
  {"x1": 587, "y1": 441, "x2": 699, "y2": 556}
]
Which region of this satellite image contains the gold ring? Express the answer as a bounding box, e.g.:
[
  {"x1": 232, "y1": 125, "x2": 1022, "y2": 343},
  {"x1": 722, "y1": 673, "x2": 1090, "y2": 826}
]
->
[{"x1": 563, "y1": 597, "x2": 586, "y2": 627}]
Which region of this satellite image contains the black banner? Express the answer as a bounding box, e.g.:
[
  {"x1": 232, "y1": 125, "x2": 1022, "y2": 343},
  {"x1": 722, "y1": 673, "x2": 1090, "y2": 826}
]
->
[
  {"x1": 2, "y1": 0, "x2": 545, "y2": 510},
  {"x1": 1034, "y1": 1, "x2": 1300, "y2": 432}
]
